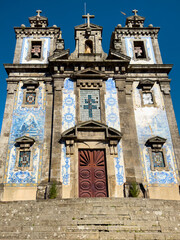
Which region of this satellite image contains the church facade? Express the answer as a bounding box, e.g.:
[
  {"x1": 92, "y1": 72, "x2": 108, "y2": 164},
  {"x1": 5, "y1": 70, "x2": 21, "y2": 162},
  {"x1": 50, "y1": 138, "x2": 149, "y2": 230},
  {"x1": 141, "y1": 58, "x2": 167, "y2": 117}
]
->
[{"x1": 0, "y1": 10, "x2": 180, "y2": 201}]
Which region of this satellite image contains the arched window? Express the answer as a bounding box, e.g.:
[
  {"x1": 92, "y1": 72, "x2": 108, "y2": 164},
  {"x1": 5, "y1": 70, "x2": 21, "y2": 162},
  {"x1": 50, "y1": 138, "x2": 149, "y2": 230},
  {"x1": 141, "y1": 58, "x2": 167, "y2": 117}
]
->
[{"x1": 85, "y1": 40, "x2": 93, "y2": 53}]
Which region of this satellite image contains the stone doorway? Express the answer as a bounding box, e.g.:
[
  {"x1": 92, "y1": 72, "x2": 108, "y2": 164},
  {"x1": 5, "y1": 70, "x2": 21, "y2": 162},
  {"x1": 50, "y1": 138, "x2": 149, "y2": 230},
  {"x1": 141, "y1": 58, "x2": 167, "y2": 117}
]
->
[{"x1": 79, "y1": 149, "x2": 108, "y2": 197}]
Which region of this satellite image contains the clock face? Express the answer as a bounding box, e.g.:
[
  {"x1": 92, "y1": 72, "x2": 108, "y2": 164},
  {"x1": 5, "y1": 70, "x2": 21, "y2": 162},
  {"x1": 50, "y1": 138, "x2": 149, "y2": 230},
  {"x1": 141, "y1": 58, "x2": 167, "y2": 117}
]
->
[
  {"x1": 26, "y1": 92, "x2": 36, "y2": 105},
  {"x1": 142, "y1": 92, "x2": 153, "y2": 105}
]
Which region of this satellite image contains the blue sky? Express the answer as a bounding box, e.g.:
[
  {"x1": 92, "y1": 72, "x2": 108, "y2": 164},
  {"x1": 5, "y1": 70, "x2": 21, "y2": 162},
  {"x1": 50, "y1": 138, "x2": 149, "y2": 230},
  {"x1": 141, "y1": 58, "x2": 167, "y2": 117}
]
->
[{"x1": 0, "y1": 0, "x2": 179, "y2": 133}]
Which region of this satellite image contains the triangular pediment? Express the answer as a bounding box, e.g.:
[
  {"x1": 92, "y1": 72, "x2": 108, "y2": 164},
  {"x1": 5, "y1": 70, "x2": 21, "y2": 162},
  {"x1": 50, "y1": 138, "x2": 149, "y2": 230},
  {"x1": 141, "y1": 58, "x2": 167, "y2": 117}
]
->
[
  {"x1": 138, "y1": 79, "x2": 154, "y2": 90},
  {"x1": 15, "y1": 135, "x2": 35, "y2": 144},
  {"x1": 61, "y1": 120, "x2": 122, "y2": 141},
  {"x1": 146, "y1": 136, "x2": 166, "y2": 147},
  {"x1": 75, "y1": 23, "x2": 102, "y2": 30},
  {"x1": 29, "y1": 16, "x2": 47, "y2": 21},
  {"x1": 49, "y1": 49, "x2": 70, "y2": 61},
  {"x1": 126, "y1": 15, "x2": 145, "y2": 21},
  {"x1": 23, "y1": 80, "x2": 39, "y2": 87},
  {"x1": 139, "y1": 79, "x2": 154, "y2": 86},
  {"x1": 75, "y1": 68, "x2": 104, "y2": 75},
  {"x1": 77, "y1": 120, "x2": 107, "y2": 129},
  {"x1": 72, "y1": 68, "x2": 106, "y2": 79},
  {"x1": 108, "y1": 49, "x2": 131, "y2": 61}
]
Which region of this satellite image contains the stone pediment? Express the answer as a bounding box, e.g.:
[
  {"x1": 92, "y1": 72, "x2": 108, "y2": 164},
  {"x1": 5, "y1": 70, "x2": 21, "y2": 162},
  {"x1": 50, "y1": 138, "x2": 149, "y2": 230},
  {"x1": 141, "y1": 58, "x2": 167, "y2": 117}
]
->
[
  {"x1": 48, "y1": 49, "x2": 70, "y2": 61},
  {"x1": 15, "y1": 135, "x2": 35, "y2": 145},
  {"x1": 23, "y1": 80, "x2": 39, "y2": 88},
  {"x1": 146, "y1": 136, "x2": 166, "y2": 148},
  {"x1": 108, "y1": 49, "x2": 131, "y2": 61},
  {"x1": 61, "y1": 120, "x2": 122, "y2": 141},
  {"x1": 75, "y1": 23, "x2": 102, "y2": 30},
  {"x1": 138, "y1": 79, "x2": 154, "y2": 90},
  {"x1": 71, "y1": 68, "x2": 106, "y2": 79}
]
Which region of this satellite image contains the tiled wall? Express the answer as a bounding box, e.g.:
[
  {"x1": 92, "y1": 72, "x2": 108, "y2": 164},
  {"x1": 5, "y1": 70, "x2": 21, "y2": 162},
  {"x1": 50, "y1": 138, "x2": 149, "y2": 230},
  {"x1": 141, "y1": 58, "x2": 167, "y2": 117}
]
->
[
  {"x1": 61, "y1": 78, "x2": 75, "y2": 185},
  {"x1": 133, "y1": 82, "x2": 179, "y2": 186},
  {"x1": 4, "y1": 82, "x2": 46, "y2": 187},
  {"x1": 125, "y1": 37, "x2": 156, "y2": 64},
  {"x1": 105, "y1": 78, "x2": 125, "y2": 185},
  {"x1": 20, "y1": 37, "x2": 50, "y2": 64}
]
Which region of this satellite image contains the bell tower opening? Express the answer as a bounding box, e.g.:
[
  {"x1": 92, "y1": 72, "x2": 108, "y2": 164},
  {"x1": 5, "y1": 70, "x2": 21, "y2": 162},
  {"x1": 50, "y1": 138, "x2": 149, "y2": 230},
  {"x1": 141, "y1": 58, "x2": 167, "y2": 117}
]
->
[{"x1": 85, "y1": 40, "x2": 93, "y2": 53}]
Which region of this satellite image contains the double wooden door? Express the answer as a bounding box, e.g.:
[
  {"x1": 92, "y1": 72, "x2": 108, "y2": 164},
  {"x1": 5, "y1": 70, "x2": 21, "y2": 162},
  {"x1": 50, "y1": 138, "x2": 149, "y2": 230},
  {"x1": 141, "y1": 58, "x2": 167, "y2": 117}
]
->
[{"x1": 79, "y1": 149, "x2": 108, "y2": 197}]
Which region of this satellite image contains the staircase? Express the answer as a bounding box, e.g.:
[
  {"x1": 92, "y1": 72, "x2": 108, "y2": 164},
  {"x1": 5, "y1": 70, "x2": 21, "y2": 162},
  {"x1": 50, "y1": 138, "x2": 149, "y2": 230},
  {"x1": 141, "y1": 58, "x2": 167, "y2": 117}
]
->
[{"x1": 0, "y1": 198, "x2": 180, "y2": 240}]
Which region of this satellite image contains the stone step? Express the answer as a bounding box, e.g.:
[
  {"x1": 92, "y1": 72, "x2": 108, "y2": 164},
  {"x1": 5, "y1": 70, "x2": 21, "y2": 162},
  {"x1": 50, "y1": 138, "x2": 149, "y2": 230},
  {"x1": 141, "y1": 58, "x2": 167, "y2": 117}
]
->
[
  {"x1": 1, "y1": 232, "x2": 180, "y2": 240},
  {"x1": 0, "y1": 198, "x2": 180, "y2": 240}
]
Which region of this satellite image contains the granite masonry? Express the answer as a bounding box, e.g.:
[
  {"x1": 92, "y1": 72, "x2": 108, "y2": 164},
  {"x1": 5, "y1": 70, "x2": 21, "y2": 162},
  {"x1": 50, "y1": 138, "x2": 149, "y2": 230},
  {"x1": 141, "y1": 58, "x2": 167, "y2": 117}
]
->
[{"x1": 0, "y1": 10, "x2": 180, "y2": 201}]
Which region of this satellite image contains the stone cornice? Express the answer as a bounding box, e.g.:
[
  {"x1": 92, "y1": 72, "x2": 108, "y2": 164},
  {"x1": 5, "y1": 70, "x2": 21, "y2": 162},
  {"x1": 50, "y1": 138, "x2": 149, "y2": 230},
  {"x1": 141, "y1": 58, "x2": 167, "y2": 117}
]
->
[
  {"x1": 4, "y1": 64, "x2": 49, "y2": 74},
  {"x1": 114, "y1": 27, "x2": 160, "y2": 37},
  {"x1": 128, "y1": 64, "x2": 173, "y2": 74},
  {"x1": 14, "y1": 27, "x2": 60, "y2": 38},
  {"x1": 3, "y1": 63, "x2": 173, "y2": 77}
]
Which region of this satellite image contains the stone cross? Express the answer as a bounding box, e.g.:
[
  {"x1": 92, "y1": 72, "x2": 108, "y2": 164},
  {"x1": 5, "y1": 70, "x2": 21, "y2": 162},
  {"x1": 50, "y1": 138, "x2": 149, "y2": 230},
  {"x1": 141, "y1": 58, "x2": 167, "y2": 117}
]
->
[
  {"x1": 82, "y1": 13, "x2": 95, "y2": 27},
  {"x1": 36, "y1": 10, "x2": 42, "y2": 17},
  {"x1": 84, "y1": 95, "x2": 97, "y2": 118},
  {"x1": 132, "y1": 9, "x2": 138, "y2": 16}
]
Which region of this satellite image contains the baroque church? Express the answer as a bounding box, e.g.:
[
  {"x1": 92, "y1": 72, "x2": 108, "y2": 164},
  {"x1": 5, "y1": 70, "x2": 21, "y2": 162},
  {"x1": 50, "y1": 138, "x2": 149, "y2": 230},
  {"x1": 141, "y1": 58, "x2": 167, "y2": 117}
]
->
[{"x1": 0, "y1": 10, "x2": 180, "y2": 201}]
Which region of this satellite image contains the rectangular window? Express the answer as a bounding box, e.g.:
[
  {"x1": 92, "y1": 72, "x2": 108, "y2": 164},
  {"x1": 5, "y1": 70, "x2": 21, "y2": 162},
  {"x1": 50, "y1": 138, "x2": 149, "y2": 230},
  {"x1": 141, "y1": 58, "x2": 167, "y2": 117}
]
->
[
  {"x1": 18, "y1": 151, "x2": 31, "y2": 167},
  {"x1": 80, "y1": 89, "x2": 101, "y2": 121},
  {"x1": 26, "y1": 92, "x2": 36, "y2": 105},
  {"x1": 142, "y1": 92, "x2": 153, "y2": 105},
  {"x1": 134, "y1": 41, "x2": 146, "y2": 59},
  {"x1": 152, "y1": 151, "x2": 165, "y2": 168},
  {"x1": 31, "y1": 41, "x2": 42, "y2": 58}
]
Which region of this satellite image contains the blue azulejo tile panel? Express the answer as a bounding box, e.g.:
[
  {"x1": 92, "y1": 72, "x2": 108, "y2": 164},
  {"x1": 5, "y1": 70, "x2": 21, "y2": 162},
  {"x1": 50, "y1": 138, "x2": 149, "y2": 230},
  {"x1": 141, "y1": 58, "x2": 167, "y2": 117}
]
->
[
  {"x1": 114, "y1": 143, "x2": 125, "y2": 185},
  {"x1": 61, "y1": 78, "x2": 75, "y2": 185},
  {"x1": 80, "y1": 89, "x2": 100, "y2": 121},
  {"x1": 133, "y1": 82, "x2": 179, "y2": 185},
  {"x1": 105, "y1": 78, "x2": 125, "y2": 185},
  {"x1": 125, "y1": 37, "x2": 156, "y2": 64},
  {"x1": 20, "y1": 37, "x2": 50, "y2": 64},
  {"x1": 62, "y1": 78, "x2": 75, "y2": 133},
  {"x1": 105, "y1": 78, "x2": 120, "y2": 131},
  {"x1": 61, "y1": 143, "x2": 70, "y2": 185},
  {"x1": 4, "y1": 82, "x2": 46, "y2": 186}
]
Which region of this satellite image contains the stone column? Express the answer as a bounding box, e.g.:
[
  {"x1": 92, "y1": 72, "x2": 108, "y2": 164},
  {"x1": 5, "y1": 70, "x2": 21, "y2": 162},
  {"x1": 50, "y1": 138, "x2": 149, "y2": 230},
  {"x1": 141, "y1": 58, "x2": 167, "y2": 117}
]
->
[
  {"x1": 115, "y1": 75, "x2": 143, "y2": 183},
  {"x1": 50, "y1": 75, "x2": 64, "y2": 182},
  {"x1": 160, "y1": 81, "x2": 180, "y2": 175},
  {"x1": 0, "y1": 82, "x2": 17, "y2": 183}
]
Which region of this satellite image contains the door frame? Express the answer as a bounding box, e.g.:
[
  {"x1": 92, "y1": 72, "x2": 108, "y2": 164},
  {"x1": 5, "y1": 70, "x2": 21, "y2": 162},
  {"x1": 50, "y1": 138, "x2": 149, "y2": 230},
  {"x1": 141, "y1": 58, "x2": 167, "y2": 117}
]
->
[{"x1": 60, "y1": 120, "x2": 123, "y2": 198}]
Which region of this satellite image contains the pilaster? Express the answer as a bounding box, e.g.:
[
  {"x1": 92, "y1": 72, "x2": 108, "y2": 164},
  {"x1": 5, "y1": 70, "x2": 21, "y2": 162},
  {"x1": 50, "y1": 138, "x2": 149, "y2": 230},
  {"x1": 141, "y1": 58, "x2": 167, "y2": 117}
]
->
[
  {"x1": 115, "y1": 75, "x2": 143, "y2": 183},
  {"x1": 41, "y1": 80, "x2": 53, "y2": 183},
  {"x1": 160, "y1": 81, "x2": 180, "y2": 175},
  {"x1": 50, "y1": 75, "x2": 64, "y2": 182},
  {"x1": 0, "y1": 82, "x2": 17, "y2": 182}
]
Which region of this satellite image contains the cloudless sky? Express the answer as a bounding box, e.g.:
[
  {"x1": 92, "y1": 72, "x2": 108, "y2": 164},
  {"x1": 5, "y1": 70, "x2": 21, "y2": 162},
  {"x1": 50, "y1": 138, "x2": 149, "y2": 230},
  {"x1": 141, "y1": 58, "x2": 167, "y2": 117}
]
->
[{"x1": 0, "y1": 0, "x2": 179, "y2": 133}]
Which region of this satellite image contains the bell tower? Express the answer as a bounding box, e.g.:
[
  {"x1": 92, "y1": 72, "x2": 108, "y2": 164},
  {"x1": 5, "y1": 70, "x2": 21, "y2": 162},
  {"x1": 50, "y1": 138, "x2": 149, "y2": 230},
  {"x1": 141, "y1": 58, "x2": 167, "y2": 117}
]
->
[{"x1": 70, "y1": 13, "x2": 107, "y2": 60}]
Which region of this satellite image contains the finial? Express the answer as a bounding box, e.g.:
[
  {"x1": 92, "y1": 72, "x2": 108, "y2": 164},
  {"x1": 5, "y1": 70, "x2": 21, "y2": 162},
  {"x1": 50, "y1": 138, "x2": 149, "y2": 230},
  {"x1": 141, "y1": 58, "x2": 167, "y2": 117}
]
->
[
  {"x1": 132, "y1": 9, "x2": 138, "y2": 16},
  {"x1": 36, "y1": 10, "x2": 42, "y2": 17},
  {"x1": 82, "y1": 13, "x2": 95, "y2": 28}
]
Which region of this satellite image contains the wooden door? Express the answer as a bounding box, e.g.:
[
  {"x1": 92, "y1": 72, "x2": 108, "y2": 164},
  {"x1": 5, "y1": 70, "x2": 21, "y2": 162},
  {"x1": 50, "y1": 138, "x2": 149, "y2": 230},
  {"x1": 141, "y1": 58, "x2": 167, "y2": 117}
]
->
[{"x1": 79, "y1": 149, "x2": 108, "y2": 197}]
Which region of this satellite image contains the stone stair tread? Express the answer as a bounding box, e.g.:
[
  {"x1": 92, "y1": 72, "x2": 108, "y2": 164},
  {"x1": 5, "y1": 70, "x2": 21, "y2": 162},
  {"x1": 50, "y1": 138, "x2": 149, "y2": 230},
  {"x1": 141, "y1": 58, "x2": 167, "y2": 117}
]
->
[{"x1": 0, "y1": 198, "x2": 180, "y2": 240}]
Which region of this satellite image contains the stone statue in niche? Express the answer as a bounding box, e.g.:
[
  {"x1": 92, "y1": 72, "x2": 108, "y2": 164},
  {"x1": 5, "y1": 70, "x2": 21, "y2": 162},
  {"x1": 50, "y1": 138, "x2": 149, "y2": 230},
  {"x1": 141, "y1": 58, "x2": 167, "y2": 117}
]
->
[{"x1": 85, "y1": 40, "x2": 93, "y2": 53}]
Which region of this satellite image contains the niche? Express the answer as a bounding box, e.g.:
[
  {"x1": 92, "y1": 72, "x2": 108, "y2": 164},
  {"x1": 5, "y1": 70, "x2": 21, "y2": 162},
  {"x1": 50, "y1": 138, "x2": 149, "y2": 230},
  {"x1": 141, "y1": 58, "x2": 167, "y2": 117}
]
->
[{"x1": 85, "y1": 40, "x2": 93, "y2": 54}]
